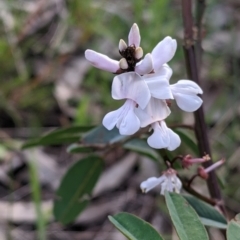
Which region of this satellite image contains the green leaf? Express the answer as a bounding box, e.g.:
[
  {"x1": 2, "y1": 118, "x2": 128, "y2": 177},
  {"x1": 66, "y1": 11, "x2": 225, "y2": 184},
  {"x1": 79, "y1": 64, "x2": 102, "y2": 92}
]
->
[
  {"x1": 165, "y1": 192, "x2": 209, "y2": 240},
  {"x1": 109, "y1": 212, "x2": 164, "y2": 240},
  {"x1": 199, "y1": 218, "x2": 227, "y2": 229},
  {"x1": 67, "y1": 143, "x2": 94, "y2": 153},
  {"x1": 227, "y1": 214, "x2": 240, "y2": 240},
  {"x1": 183, "y1": 194, "x2": 227, "y2": 229},
  {"x1": 54, "y1": 156, "x2": 104, "y2": 225},
  {"x1": 82, "y1": 125, "x2": 127, "y2": 146},
  {"x1": 174, "y1": 129, "x2": 199, "y2": 155},
  {"x1": 22, "y1": 126, "x2": 94, "y2": 149},
  {"x1": 123, "y1": 139, "x2": 159, "y2": 161}
]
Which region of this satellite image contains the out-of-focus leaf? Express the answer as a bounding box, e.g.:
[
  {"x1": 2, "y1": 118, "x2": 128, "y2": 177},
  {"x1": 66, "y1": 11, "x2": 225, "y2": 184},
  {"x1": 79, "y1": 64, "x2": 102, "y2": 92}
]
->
[
  {"x1": 123, "y1": 139, "x2": 159, "y2": 161},
  {"x1": 82, "y1": 125, "x2": 127, "y2": 146},
  {"x1": 174, "y1": 129, "x2": 199, "y2": 155},
  {"x1": 227, "y1": 214, "x2": 240, "y2": 240},
  {"x1": 165, "y1": 192, "x2": 209, "y2": 240},
  {"x1": 109, "y1": 212, "x2": 164, "y2": 240},
  {"x1": 200, "y1": 218, "x2": 227, "y2": 229},
  {"x1": 22, "y1": 126, "x2": 94, "y2": 149},
  {"x1": 67, "y1": 143, "x2": 94, "y2": 153},
  {"x1": 54, "y1": 156, "x2": 103, "y2": 224},
  {"x1": 183, "y1": 194, "x2": 227, "y2": 228}
]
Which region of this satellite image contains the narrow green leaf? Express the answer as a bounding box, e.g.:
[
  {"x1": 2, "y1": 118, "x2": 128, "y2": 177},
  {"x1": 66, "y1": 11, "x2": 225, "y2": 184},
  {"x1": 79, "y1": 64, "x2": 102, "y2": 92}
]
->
[
  {"x1": 109, "y1": 212, "x2": 164, "y2": 240},
  {"x1": 123, "y1": 139, "x2": 159, "y2": 161},
  {"x1": 54, "y1": 156, "x2": 104, "y2": 224},
  {"x1": 82, "y1": 125, "x2": 127, "y2": 146},
  {"x1": 67, "y1": 143, "x2": 94, "y2": 153},
  {"x1": 227, "y1": 214, "x2": 240, "y2": 240},
  {"x1": 165, "y1": 192, "x2": 209, "y2": 240},
  {"x1": 174, "y1": 129, "x2": 199, "y2": 155},
  {"x1": 183, "y1": 194, "x2": 227, "y2": 228},
  {"x1": 22, "y1": 126, "x2": 94, "y2": 149},
  {"x1": 199, "y1": 218, "x2": 227, "y2": 229}
]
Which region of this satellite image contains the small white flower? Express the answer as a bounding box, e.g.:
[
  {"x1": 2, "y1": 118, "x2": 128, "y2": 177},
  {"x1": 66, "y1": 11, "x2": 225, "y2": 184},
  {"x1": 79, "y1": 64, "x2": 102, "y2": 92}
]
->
[
  {"x1": 140, "y1": 168, "x2": 182, "y2": 195},
  {"x1": 147, "y1": 121, "x2": 181, "y2": 150}
]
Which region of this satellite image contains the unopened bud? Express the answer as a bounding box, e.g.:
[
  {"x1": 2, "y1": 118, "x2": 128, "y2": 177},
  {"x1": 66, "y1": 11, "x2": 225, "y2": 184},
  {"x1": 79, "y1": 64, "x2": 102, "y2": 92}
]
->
[
  {"x1": 135, "y1": 47, "x2": 143, "y2": 59},
  {"x1": 119, "y1": 39, "x2": 127, "y2": 52},
  {"x1": 119, "y1": 58, "x2": 128, "y2": 69}
]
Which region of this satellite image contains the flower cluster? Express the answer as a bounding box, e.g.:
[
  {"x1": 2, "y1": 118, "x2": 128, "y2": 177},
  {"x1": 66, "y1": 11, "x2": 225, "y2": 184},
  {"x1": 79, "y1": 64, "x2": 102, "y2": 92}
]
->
[{"x1": 85, "y1": 23, "x2": 203, "y2": 150}]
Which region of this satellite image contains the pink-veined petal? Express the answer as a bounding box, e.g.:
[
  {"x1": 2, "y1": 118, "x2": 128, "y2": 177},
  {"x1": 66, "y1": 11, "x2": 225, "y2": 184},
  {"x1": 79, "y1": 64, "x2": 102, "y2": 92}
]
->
[
  {"x1": 135, "y1": 98, "x2": 171, "y2": 127},
  {"x1": 140, "y1": 176, "x2": 166, "y2": 193},
  {"x1": 172, "y1": 93, "x2": 203, "y2": 112},
  {"x1": 128, "y1": 23, "x2": 141, "y2": 47},
  {"x1": 151, "y1": 37, "x2": 177, "y2": 71},
  {"x1": 167, "y1": 128, "x2": 181, "y2": 151},
  {"x1": 147, "y1": 122, "x2": 170, "y2": 149},
  {"x1": 85, "y1": 49, "x2": 119, "y2": 73},
  {"x1": 135, "y1": 53, "x2": 153, "y2": 75},
  {"x1": 112, "y1": 72, "x2": 151, "y2": 109}
]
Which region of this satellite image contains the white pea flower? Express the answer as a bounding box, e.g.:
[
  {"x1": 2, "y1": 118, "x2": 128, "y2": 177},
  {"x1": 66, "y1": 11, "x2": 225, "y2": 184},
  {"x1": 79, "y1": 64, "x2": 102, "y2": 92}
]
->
[
  {"x1": 140, "y1": 168, "x2": 182, "y2": 195},
  {"x1": 147, "y1": 121, "x2": 181, "y2": 150},
  {"x1": 102, "y1": 72, "x2": 151, "y2": 135}
]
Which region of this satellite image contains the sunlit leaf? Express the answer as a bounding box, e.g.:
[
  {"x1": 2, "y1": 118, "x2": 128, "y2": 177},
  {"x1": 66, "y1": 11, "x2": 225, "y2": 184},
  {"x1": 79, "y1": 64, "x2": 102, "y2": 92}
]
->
[
  {"x1": 109, "y1": 212, "x2": 164, "y2": 240},
  {"x1": 54, "y1": 155, "x2": 103, "y2": 224},
  {"x1": 165, "y1": 192, "x2": 209, "y2": 240}
]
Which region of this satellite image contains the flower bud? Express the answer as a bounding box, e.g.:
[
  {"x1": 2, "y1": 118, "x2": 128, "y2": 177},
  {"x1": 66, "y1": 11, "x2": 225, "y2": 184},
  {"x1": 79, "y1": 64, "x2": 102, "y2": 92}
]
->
[
  {"x1": 135, "y1": 47, "x2": 143, "y2": 59},
  {"x1": 119, "y1": 39, "x2": 127, "y2": 52},
  {"x1": 119, "y1": 58, "x2": 128, "y2": 69}
]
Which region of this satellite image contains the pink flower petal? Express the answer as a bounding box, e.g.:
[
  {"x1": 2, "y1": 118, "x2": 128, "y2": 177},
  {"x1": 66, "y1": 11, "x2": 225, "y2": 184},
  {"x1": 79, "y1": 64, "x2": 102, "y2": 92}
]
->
[
  {"x1": 128, "y1": 23, "x2": 141, "y2": 47},
  {"x1": 151, "y1": 37, "x2": 177, "y2": 71},
  {"x1": 85, "y1": 49, "x2": 119, "y2": 73},
  {"x1": 135, "y1": 53, "x2": 153, "y2": 75},
  {"x1": 112, "y1": 72, "x2": 151, "y2": 109}
]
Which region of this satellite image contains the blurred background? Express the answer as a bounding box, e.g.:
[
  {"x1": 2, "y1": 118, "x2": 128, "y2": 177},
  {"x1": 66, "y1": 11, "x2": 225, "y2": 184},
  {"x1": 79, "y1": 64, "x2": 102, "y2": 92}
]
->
[{"x1": 0, "y1": 0, "x2": 240, "y2": 239}]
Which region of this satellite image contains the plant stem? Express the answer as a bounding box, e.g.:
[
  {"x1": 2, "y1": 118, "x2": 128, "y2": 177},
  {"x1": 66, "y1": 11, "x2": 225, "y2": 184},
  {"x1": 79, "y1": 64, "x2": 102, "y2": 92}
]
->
[{"x1": 181, "y1": 0, "x2": 226, "y2": 216}]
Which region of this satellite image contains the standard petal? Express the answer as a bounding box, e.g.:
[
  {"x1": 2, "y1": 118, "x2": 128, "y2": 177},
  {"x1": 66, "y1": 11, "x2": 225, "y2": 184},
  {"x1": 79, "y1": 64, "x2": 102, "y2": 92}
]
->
[
  {"x1": 85, "y1": 49, "x2": 119, "y2": 73},
  {"x1": 151, "y1": 37, "x2": 177, "y2": 71},
  {"x1": 167, "y1": 128, "x2": 181, "y2": 151},
  {"x1": 128, "y1": 23, "x2": 141, "y2": 47},
  {"x1": 135, "y1": 53, "x2": 153, "y2": 75},
  {"x1": 140, "y1": 176, "x2": 165, "y2": 193},
  {"x1": 135, "y1": 98, "x2": 171, "y2": 127},
  {"x1": 144, "y1": 70, "x2": 173, "y2": 99},
  {"x1": 112, "y1": 72, "x2": 151, "y2": 109},
  {"x1": 173, "y1": 93, "x2": 203, "y2": 112},
  {"x1": 171, "y1": 80, "x2": 203, "y2": 94},
  {"x1": 147, "y1": 122, "x2": 170, "y2": 149}
]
